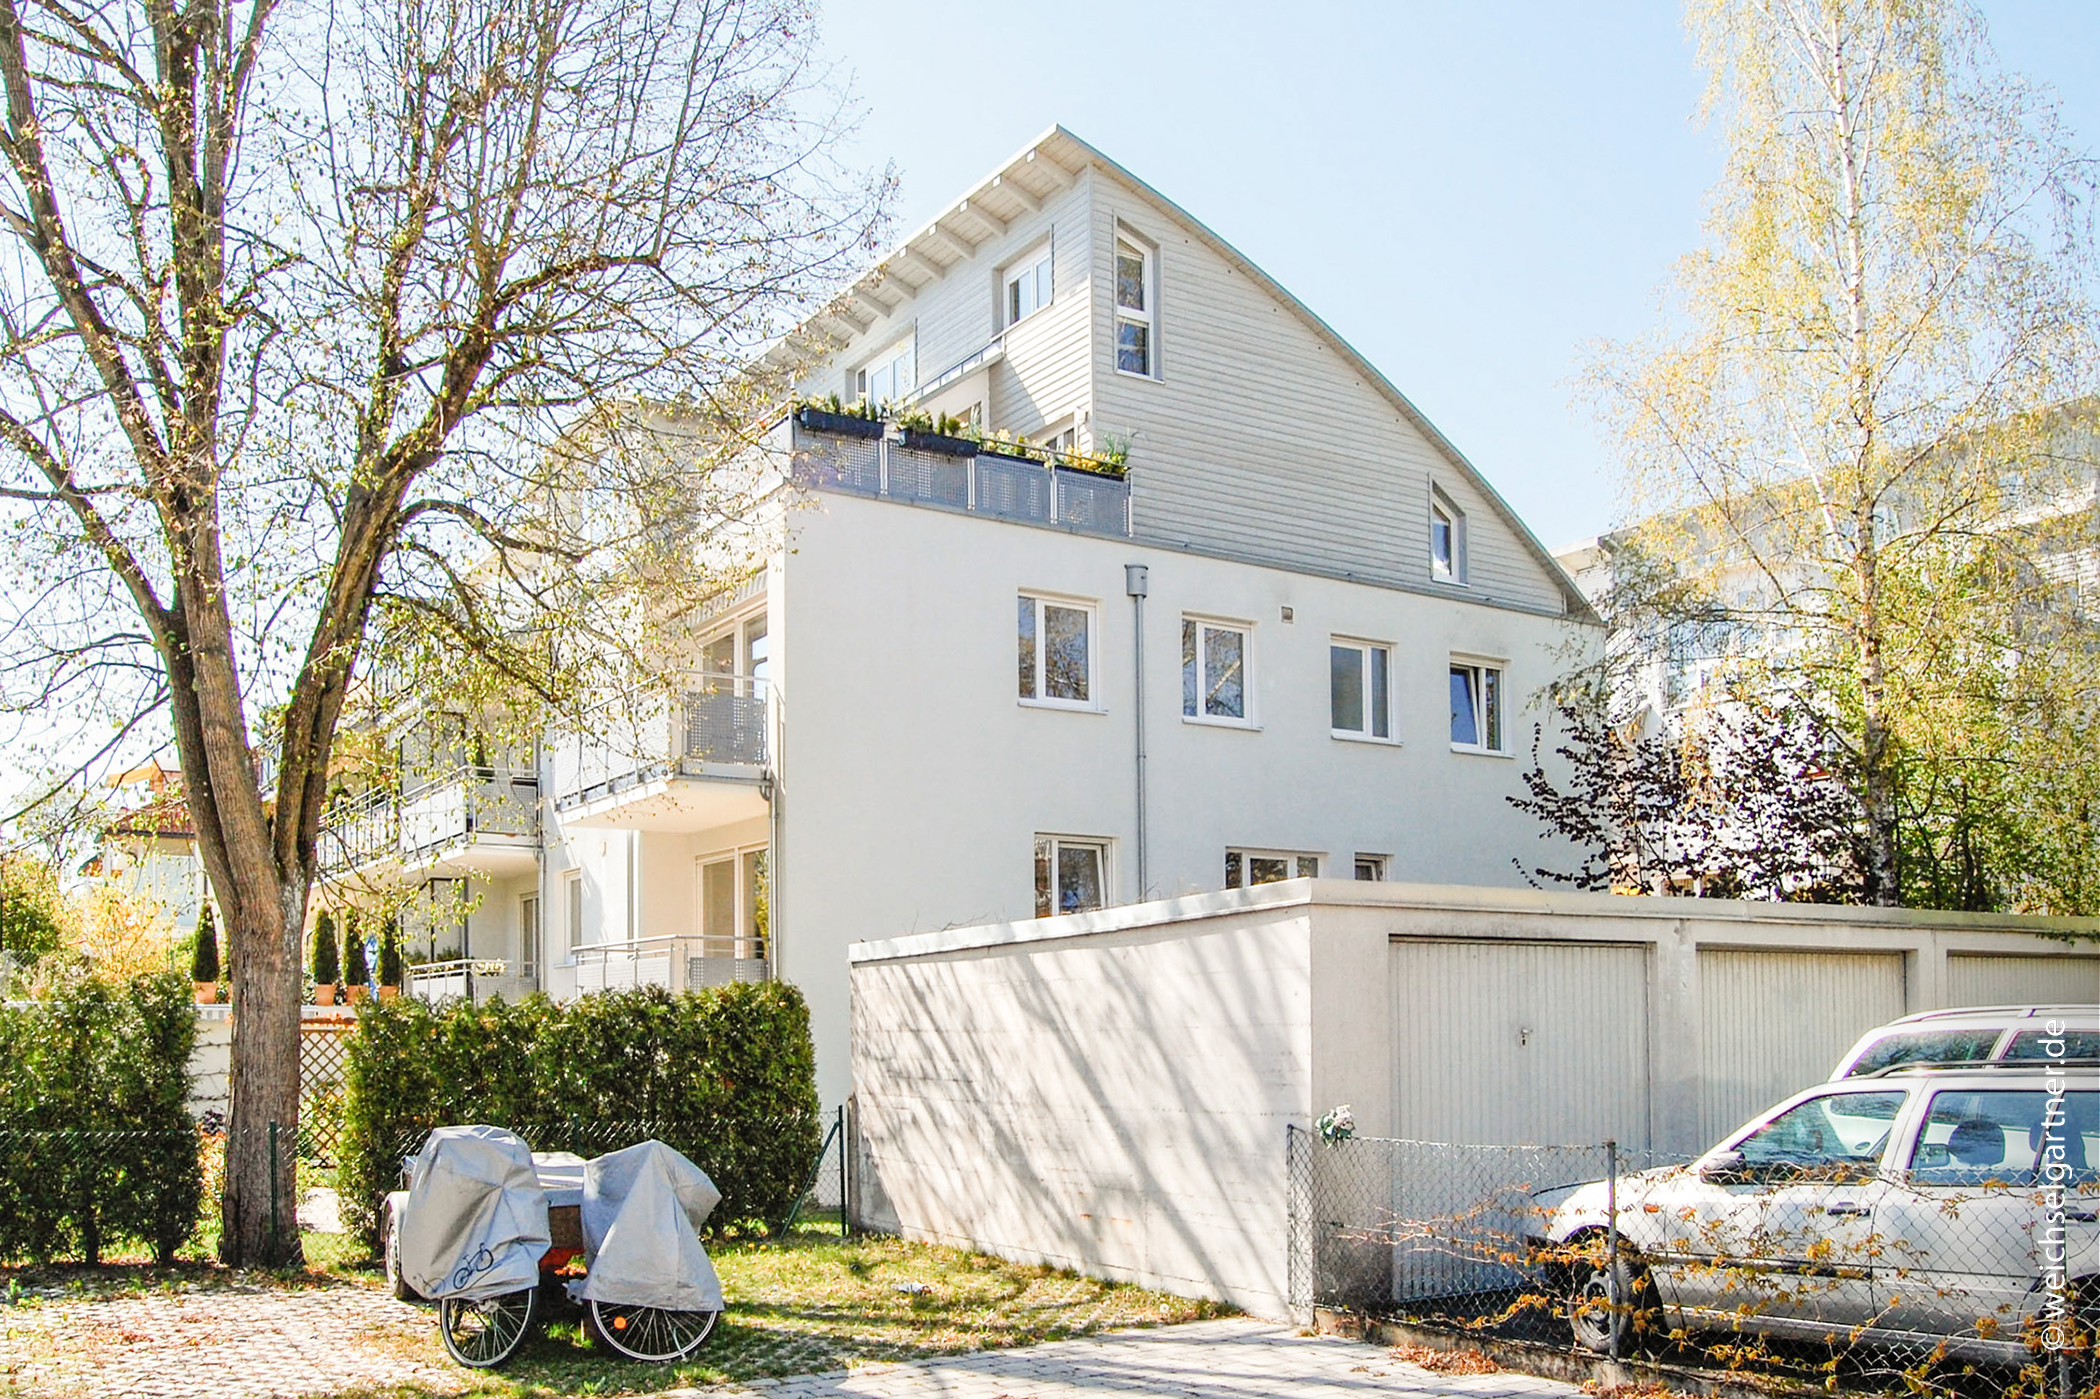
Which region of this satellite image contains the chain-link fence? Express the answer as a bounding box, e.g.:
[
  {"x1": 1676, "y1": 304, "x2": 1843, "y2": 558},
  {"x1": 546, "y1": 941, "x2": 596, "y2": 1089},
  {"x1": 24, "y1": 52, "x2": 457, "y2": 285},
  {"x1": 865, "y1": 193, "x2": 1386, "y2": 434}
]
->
[
  {"x1": 785, "y1": 1104, "x2": 848, "y2": 1234},
  {"x1": 1288, "y1": 1125, "x2": 2099, "y2": 1399}
]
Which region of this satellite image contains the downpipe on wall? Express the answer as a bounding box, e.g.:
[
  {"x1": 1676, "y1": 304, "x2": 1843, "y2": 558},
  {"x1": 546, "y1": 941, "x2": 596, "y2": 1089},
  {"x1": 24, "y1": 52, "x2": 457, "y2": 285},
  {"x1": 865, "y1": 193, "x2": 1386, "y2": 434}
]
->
[{"x1": 1126, "y1": 563, "x2": 1149, "y2": 901}]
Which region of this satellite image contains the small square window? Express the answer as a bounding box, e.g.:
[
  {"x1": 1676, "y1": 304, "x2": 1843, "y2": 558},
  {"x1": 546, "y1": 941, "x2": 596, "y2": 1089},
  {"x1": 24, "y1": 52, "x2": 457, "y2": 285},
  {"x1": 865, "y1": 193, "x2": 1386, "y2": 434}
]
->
[
  {"x1": 1330, "y1": 640, "x2": 1393, "y2": 739},
  {"x1": 1035, "y1": 836, "x2": 1108, "y2": 917},
  {"x1": 1354, "y1": 855, "x2": 1388, "y2": 881},
  {"x1": 1019, "y1": 594, "x2": 1094, "y2": 706},
  {"x1": 1450, "y1": 660, "x2": 1506, "y2": 752},
  {"x1": 1007, "y1": 249, "x2": 1053, "y2": 326},
  {"x1": 1182, "y1": 618, "x2": 1249, "y2": 722},
  {"x1": 1225, "y1": 849, "x2": 1320, "y2": 888}
]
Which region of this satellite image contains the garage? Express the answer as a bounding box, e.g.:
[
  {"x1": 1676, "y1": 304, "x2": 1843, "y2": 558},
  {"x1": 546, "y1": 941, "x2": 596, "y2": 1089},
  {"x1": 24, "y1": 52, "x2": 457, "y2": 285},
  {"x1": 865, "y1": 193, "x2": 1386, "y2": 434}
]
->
[
  {"x1": 1389, "y1": 939, "x2": 1649, "y2": 1148},
  {"x1": 1946, "y1": 951, "x2": 2098, "y2": 1005},
  {"x1": 1695, "y1": 949, "x2": 1906, "y2": 1142}
]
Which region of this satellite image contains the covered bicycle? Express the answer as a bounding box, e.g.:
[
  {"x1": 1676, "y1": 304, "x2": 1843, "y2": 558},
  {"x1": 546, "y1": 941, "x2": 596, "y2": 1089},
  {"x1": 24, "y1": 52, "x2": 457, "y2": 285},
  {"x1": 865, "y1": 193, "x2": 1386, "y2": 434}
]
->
[{"x1": 386, "y1": 1126, "x2": 724, "y2": 1368}]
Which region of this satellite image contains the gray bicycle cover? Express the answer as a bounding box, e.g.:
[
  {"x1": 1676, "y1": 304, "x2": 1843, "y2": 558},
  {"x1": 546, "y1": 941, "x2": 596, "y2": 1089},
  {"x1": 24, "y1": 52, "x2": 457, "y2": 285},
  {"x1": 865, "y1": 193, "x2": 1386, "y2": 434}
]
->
[
  {"x1": 398, "y1": 1125, "x2": 551, "y2": 1302},
  {"x1": 570, "y1": 1140, "x2": 723, "y2": 1310}
]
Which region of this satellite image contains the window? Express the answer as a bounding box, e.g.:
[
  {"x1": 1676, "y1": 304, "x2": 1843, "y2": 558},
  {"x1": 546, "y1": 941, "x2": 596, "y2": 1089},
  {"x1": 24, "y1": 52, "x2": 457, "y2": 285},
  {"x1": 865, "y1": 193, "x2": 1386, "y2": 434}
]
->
[
  {"x1": 1018, "y1": 595, "x2": 1094, "y2": 706},
  {"x1": 1182, "y1": 618, "x2": 1249, "y2": 723},
  {"x1": 1449, "y1": 660, "x2": 1506, "y2": 752},
  {"x1": 1330, "y1": 640, "x2": 1393, "y2": 739},
  {"x1": 1006, "y1": 247, "x2": 1052, "y2": 326},
  {"x1": 855, "y1": 338, "x2": 914, "y2": 405},
  {"x1": 1034, "y1": 836, "x2": 1108, "y2": 917},
  {"x1": 1907, "y1": 1090, "x2": 2092, "y2": 1185},
  {"x1": 519, "y1": 894, "x2": 538, "y2": 978},
  {"x1": 1430, "y1": 487, "x2": 1466, "y2": 582},
  {"x1": 1114, "y1": 236, "x2": 1154, "y2": 376},
  {"x1": 700, "y1": 844, "x2": 770, "y2": 960},
  {"x1": 565, "y1": 873, "x2": 584, "y2": 952},
  {"x1": 1730, "y1": 1090, "x2": 1905, "y2": 1178},
  {"x1": 1354, "y1": 855, "x2": 1388, "y2": 881},
  {"x1": 1225, "y1": 850, "x2": 1320, "y2": 888}
]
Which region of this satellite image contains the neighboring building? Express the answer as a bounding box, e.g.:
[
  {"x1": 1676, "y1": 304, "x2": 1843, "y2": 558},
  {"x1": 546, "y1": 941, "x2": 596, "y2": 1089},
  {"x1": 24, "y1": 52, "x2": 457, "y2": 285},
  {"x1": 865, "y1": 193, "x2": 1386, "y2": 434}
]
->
[
  {"x1": 318, "y1": 127, "x2": 1598, "y2": 1107},
  {"x1": 80, "y1": 761, "x2": 209, "y2": 937}
]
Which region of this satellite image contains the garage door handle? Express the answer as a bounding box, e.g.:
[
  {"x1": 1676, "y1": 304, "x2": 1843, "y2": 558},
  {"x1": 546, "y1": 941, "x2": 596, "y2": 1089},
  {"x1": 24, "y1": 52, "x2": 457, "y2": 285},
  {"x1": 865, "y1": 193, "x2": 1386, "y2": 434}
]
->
[{"x1": 1823, "y1": 1203, "x2": 1871, "y2": 1217}]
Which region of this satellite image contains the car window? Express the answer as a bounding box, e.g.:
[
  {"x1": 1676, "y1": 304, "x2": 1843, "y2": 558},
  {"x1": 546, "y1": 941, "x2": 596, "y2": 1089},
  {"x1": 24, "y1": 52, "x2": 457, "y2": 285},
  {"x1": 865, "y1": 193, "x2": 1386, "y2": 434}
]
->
[
  {"x1": 1845, "y1": 1028, "x2": 2001, "y2": 1075},
  {"x1": 1909, "y1": 1090, "x2": 2096, "y2": 1186},
  {"x1": 2004, "y1": 1029, "x2": 2100, "y2": 1063},
  {"x1": 1734, "y1": 1091, "x2": 1906, "y2": 1175}
]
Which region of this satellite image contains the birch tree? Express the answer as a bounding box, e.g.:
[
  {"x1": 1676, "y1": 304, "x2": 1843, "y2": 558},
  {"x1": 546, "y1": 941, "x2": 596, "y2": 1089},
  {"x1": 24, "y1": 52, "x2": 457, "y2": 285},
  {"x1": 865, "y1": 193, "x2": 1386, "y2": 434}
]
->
[
  {"x1": 1593, "y1": 0, "x2": 2098, "y2": 908},
  {"x1": 0, "y1": 0, "x2": 884, "y2": 1263}
]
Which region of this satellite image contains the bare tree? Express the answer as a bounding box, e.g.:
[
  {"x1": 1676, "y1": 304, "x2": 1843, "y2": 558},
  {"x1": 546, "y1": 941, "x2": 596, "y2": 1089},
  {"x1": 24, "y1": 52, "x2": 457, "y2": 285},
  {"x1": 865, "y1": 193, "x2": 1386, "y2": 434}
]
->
[{"x1": 0, "y1": 0, "x2": 885, "y2": 1263}]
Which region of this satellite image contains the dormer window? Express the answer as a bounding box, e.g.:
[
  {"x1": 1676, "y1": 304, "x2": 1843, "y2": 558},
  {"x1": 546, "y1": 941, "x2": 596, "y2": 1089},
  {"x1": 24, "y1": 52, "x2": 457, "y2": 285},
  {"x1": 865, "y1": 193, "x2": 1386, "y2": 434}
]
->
[
  {"x1": 1006, "y1": 248, "x2": 1052, "y2": 326},
  {"x1": 855, "y1": 337, "x2": 914, "y2": 406},
  {"x1": 1114, "y1": 236, "x2": 1155, "y2": 377},
  {"x1": 1431, "y1": 486, "x2": 1466, "y2": 583}
]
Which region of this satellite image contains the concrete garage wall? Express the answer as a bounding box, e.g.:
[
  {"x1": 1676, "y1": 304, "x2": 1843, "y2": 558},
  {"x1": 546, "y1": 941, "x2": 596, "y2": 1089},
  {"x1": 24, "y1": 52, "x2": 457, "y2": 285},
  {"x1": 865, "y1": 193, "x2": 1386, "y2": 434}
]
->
[{"x1": 849, "y1": 881, "x2": 2099, "y2": 1318}]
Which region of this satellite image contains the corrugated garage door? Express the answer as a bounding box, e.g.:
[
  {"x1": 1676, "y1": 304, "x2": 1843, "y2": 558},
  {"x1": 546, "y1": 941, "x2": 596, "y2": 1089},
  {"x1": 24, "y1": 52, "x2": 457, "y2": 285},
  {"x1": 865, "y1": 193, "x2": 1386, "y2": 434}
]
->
[
  {"x1": 1697, "y1": 949, "x2": 1905, "y2": 1144},
  {"x1": 1390, "y1": 939, "x2": 1650, "y2": 1148},
  {"x1": 1946, "y1": 953, "x2": 2099, "y2": 1006}
]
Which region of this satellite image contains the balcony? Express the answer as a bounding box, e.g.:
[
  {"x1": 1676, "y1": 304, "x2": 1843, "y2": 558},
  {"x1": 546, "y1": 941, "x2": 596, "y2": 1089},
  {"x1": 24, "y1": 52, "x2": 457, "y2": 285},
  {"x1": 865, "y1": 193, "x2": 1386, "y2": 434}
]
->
[
  {"x1": 564, "y1": 935, "x2": 770, "y2": 998},
  {"x1": 406, "y1": 958, "x2": 535, "y2": 1004},
  {"x1": 318, "y1": 766, "x2": 540, "y2": 884},
  {"x1": 550, "y1": 675, "x2": 768, "y2": 832},
  {"x1": 790, "y1": 416, "x2": 1131, "y2": 538}
]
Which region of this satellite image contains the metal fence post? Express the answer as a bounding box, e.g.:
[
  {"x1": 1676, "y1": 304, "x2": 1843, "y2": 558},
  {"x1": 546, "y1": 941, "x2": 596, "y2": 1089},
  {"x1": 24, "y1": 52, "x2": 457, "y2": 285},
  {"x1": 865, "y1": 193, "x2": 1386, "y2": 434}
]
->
[
  {"x1": 268, "y1": 1120, "x2": 281, "y2": 1251},
  {"x1": 1605, "y1": 1138, "x2": 1620, "y2": 1363},
  {"x1": 837, "y1": 1103, "x2": 848, "y2": 1238}
]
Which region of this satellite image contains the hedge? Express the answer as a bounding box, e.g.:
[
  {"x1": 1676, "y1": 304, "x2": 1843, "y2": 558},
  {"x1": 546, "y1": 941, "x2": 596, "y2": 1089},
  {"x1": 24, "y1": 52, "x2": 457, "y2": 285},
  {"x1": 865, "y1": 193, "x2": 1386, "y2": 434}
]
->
[
  {"x1": 339, "y1": 981, "x2": 822, "y2": 1247},
  {"x1": 0, "y1": 970, "x2": 201, "y2": 1263}
]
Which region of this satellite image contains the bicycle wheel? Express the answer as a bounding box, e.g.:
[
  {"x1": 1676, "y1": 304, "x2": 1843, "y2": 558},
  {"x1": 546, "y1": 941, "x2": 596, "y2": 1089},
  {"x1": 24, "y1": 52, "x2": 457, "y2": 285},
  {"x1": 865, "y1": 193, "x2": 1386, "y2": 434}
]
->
[
  {"x1": 587, "y1": 1298, "x2": 718, "y2": 1362},
  {"x1": 438, "y1": 1287, "x2": 537, "y2": 1368}
]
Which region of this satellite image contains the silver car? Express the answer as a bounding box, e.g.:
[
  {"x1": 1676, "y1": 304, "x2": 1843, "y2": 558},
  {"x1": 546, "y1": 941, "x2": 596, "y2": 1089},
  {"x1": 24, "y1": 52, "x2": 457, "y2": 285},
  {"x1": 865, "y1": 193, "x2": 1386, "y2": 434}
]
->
[{"x1": 1535, "y1": 1060, "x2": 2098, "y2": 1369}]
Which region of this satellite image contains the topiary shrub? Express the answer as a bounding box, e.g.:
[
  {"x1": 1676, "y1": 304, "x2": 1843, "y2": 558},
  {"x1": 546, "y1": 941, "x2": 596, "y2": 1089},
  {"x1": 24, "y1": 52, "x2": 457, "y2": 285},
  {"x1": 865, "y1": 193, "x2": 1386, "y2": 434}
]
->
[
  {"x1": 339, "y1": 981, "x2": 820, "y2": 1248},
  {"x1": 311, "y1": 912, "x2": 339, "y2": 987},
  {"x1": 377, "y1": 917, "x2": 403, "y2": 989},
  {"x1": 342, "y1": 917, "x2": 370, "y2": 992},
  {"x1": 189, "y1": 903, "x2": 219, "y2": 984}
]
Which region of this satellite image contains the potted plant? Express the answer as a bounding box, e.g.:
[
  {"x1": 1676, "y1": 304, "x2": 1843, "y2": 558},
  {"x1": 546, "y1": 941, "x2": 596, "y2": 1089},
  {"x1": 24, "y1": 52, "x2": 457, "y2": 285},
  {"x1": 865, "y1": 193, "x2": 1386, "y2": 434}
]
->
[
  {"x1": 343, "y1": 919, "x2": 370, "y2": 1004},
  {"x1": 794, "y1": 394, "x2": 885, "y2": 439},
  {"x1": 190, "y1": 902, "x2": 219, "y2": 1004},
  {"x1": 311, "y1": 912, "x2": 339, "y2": 1006},
  {"x1": 377, "y1": 917, "x2": 404, "y2": 1003},
  {"x1": 895, "y1": 407, "x2": 978, "y2": 457},
  {"x1": 973, "y1": 428, "x2": 1041, "y2": 465}
]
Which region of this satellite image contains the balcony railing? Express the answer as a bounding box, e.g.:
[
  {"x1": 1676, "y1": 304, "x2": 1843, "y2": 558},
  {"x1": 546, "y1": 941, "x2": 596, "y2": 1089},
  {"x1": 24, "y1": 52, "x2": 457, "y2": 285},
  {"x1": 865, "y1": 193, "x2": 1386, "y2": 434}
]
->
[
  {"x1": 552, "y1": 674, "x2": 766, "y2": 812},
  {"x1": 791, "y1": 418, "x2": 1131, "y2": 538},
  {"x1": 569, "y1": 934, "x2": 770, "y2": 996},
  {"x1": 406, "y1": 958, "x2": 527, "y2": 1003},
  {"x1": 318, "y1": 765, "x2": 539, "y2": 875}
]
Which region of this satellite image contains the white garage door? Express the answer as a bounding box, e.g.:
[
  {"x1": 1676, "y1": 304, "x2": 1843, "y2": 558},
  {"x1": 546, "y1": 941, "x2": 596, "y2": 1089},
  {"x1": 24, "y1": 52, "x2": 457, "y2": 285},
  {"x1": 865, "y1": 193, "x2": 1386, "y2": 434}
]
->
[
  {"x1": 1697, "y1": 949, "x2": 1906, "y2": 1144},
  {"x1": 1390, "y1": 939, "x2": 1650, "y2": 1148},
  {"x1": 1946, "y1": 953, "x2": 2100, "y2": 1007}
]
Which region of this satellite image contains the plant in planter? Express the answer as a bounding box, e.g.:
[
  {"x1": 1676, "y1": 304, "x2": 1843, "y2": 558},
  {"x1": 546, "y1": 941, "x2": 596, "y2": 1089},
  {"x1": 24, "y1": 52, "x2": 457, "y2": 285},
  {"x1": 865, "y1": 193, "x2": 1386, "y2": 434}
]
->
[
  {"x1": 191, "y1": 902, "x2": 220, "y2": 1003},
  {"x1": 795, "y1": 392, "x2": 885, "y2": 438},
  {"x1": 974, "y1": 427, "x2": 1043, "y2": 464},
  {"x1": 311, "y1": 912, "x2": 340, "y2": 1006},
  {"x1": 377, "y1": 917, "x2": 404, "y2": 1002},
  {"x1": 342, "y1": 917, "x2": 371, "y2": 1003}
]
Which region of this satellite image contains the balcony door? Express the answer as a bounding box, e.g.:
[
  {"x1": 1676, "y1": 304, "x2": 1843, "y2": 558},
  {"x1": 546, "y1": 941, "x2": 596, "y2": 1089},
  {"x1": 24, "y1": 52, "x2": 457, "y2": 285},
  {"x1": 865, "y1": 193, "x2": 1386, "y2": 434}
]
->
[{"x1": 698, "y1": 846, "x2": 769, "y2": 966}]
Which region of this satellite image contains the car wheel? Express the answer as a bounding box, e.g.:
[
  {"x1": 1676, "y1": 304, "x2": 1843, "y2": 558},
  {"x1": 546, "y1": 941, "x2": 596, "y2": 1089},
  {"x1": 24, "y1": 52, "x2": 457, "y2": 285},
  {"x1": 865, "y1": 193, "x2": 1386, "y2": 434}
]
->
[{"x1": 1566, "y1": 1236, "x2": 1656, "y2": 1357}]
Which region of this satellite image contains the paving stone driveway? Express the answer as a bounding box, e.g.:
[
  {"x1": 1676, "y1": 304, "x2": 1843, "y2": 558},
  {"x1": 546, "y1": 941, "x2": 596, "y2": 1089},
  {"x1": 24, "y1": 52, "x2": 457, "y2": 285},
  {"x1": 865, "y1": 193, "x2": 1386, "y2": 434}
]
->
[{"x1": 2, "y1": 1289, "x2": 1583, "y2": 1399}]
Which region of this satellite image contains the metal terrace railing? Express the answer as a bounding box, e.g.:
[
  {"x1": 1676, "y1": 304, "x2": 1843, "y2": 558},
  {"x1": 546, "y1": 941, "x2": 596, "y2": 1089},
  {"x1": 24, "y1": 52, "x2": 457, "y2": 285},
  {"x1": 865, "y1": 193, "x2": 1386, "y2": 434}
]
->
[
  {"x1": 790, "y1": 416, "x2": 1131, "y2": 538},
  {"x1": 569, "y1": 934, "x2": 770, "y2": 995},
  {"x1": 550, "y1": 673, "x2": 767, "y2": 813},
  {"x1": 317, "y1": 765, "x2": 538, "y2": 875}
]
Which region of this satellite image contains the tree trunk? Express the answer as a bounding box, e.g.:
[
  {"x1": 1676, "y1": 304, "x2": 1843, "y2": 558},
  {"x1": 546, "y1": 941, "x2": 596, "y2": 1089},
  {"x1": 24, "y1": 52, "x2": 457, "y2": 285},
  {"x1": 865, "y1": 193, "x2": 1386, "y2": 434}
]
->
[{"x1": 218, "y1": 884, "x2": 307, "y2": 1268}]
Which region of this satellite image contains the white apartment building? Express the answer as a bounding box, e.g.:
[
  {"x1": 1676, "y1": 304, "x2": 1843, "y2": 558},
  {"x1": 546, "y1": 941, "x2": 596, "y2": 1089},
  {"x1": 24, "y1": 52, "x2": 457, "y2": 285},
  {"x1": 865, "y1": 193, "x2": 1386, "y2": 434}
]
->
[{"x1": 318, "y1": 128, "x2": 1598, "y2": 1106}]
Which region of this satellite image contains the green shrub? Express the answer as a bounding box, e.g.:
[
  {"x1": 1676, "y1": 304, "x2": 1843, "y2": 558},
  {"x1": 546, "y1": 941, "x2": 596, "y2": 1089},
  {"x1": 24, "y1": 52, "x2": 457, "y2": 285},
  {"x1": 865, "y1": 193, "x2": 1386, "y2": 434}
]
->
[
  {"x1": 311, "y1": 912, "x2": 339, "y2": 986},
  {"x1": 377, "y1": 917, "x2": 403, "y2": 988},
  {"x1": 340, "y1": 982, "x2": 821, "y2": 1247},
  {"x1": 0, "y1": 970, "x2": 201, "y2": 1263},
  {"x1": 189, "y1": 904, "x2": 218, "y2": 984},
  {"x1": 343, "y1": 918, "x2": 370, "y2": 990}
]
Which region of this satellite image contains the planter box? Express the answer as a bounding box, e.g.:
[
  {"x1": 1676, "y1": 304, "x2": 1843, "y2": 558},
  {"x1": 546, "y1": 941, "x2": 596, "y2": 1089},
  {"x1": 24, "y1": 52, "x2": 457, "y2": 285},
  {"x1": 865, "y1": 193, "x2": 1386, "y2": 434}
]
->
[
  {"x1": 901, "y1": 428, "x2": 979, "y2": 458},
  {"x1": 796, "y1": 407, "x2": 884, "y2": 438},
  {"x1": 976, "y1": 447, "x2": 1041, "y2": 466}
]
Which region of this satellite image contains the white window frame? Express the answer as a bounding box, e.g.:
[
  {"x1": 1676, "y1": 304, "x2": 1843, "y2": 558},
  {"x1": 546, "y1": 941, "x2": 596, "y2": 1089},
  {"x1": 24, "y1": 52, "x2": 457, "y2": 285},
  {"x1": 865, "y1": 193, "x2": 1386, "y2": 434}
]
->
[
  {"x1": 1353, "y1": 854, "x2": 1389, "y2": 882},
  {"x1": 854, "y1": 336, "x2": 915, "y2": 405},
  {"x1": 1449, "y1": 655, "x2": 1510, "y2": 755},
  {"x1": 1113, "y1": 231, "x2": 1157, "y2": 380},
  {"x1": 565, "y1": 872, "x2": 584, "y2": 953},
  {"x1": 1329, "y1": 636, "x2": 1397, "y2": 743},
  {"x1": 1224, "y1": 848, "x2": 1321, "y2": 889},
  {"x1": 1005, "y1": 244, "x2": 1053, "y2": 327},
  {"x1": 1430, "y1": 486, "x2": 1467, "y2": 584},
  {"x1": 1018, "y1": 593, "x2": 1100, "y2": 711},
  {"x1": 1034, "y1": 834, "x2": 1111, "y2": 918},
  {"x1": 519, "y1": 893, "x2": 538, "y2": 978},
  {"x1": 698, "y1": 840, "x2": 770, "y2": 961},
  {"x1": 1181, "y1": 615, "x2": 1255, "y2": 728}
]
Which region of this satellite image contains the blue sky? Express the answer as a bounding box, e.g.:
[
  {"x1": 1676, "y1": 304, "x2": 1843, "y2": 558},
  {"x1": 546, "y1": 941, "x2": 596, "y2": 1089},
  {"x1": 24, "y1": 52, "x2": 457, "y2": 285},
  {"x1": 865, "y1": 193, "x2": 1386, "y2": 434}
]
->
[{"x1": 814, "y1": 1, "x2": 2100, "y2": 551}]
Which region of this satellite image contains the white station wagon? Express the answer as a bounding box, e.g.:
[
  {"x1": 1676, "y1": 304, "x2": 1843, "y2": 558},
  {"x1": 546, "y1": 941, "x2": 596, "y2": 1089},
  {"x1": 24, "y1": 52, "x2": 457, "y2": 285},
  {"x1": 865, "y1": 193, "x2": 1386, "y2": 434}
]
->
[
  {"x1": 1533, "y1": 1060, "x2": 2098, "y2": 1368},
  {"x1": 1830, "y1": 1005, "x2": 2099, "y2": 1081}
]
